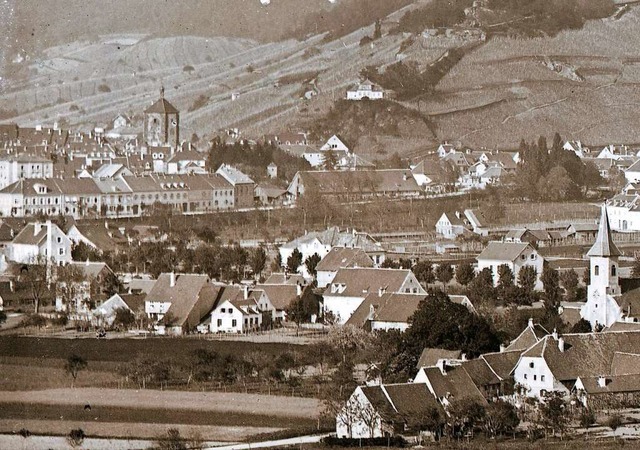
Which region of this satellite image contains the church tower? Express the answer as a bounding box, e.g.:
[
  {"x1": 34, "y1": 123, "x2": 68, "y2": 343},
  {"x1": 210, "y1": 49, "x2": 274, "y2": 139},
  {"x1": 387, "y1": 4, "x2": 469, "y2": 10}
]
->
[
  {"x1": 143, "y1": 87, "x2": 180, "y2": 151},
  {"x1": 582, "y1": 204, "x2": 622, "y2": 328}
]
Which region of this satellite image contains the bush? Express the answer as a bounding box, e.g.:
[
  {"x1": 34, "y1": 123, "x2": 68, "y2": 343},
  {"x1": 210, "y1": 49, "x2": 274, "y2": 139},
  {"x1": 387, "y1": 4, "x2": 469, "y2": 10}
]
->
[
  {"x1": 97, "y1": 84, "x2": 111, "y2": 93},
  {"x1": 322, "y1": 436, "x2": 407, "y2": 447},
  {"x1": 67, "y1": 428, "x2": 85, "y2": 448},
  {"x1": 183, "y1": 65, "x2": 195, "y2": 73}
]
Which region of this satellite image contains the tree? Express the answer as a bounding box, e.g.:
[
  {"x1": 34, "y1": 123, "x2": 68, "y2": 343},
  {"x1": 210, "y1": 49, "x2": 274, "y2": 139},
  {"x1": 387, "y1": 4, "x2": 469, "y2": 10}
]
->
[
  {"x1": 579, "y1": 408, "x2": 596, "y2": 435},
  {"x1": 497, "y1": 264, "x2": 514, "y2": 289},
  {"x1": 286, "y1": 285, "x2": 319, "y2": 334},
  {"x1": 304, "y1": 253, "x2": 322, "y2": 277},
  {"x1": 65, "y1": 354, "x2": 88, "y2": 387},
  {"x1": 101, "y1": 271, "x2": 122, "y2": 297},
  {"x1": 607, "y1": 413, "x2": 622, "y2": 441},
  {"x1": 322, "y1": 150, "x2": 339, "y2": 170},
  {"x1": 413, "y1": 260, "x2": 434, "y2": 284},
  {"x1": 395, "y1": 290, "x2": 500, "y2": 377},
  {"x1": 455, "y1": 262, "x2": 475, "y2": 286},
  {"x1": 373, "y1": 18, "x2": 382, "y2": 39},
  {"x1": 518, "y1": 265, "x2": 537, "y2": 293},
  {"x1": 435, "y1": 263, "x2": 453, "y2": 290},
  {"x1": 15, "y1": 256, "x2": 50, "y2": 314},
  {"x1": 484, "y1": 400, "x2": 520, "y2": 437},
  {"x1": 570, "y1": 318, "x2": 592, "y2": 333},
  {"x1": 156, "y1": 428, "x2": 188, "y2": 450},
  {"x1": 249, "y1": 247, "x2": 267, "y2": 278},
  {"x1": 447, "y1": 398, "x2": 485, "y2": 438},
  {"x1": 583, "y1": 266, "x2": 591, "y2": 285},
  {"x1": 541, "y1": 265, "x2": 562, "y2": 311},
  {"x1": 287, "y1": 249, "x2": 303, "y2": 273},
  {"x1": 113, "y1": 307, "x2": 136, "y2": 330},
  {"x1": 55, "y1": 264, "x2": 87, "y2": 313},
  {"x1": 560, "y1": 268, "x2": 579, "y2": 301},
  {"x1": 0, "y1": 310, "x2": 6, "y2": 329},
  {"x1": 271, "y1": 252, "x2": 283, "y2": 272},
  {"x1": 537, "y1": 392, "x2": 570, "y2": 439},
  {"x1": 413, "y1": 406, "x2": 445, "y2": 440}
]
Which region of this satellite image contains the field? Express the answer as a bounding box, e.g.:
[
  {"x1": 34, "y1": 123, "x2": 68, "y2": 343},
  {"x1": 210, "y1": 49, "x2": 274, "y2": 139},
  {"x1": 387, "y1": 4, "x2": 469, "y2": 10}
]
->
[{"x1": 0, "y1": 336, "x2": 299, "y2": 362}]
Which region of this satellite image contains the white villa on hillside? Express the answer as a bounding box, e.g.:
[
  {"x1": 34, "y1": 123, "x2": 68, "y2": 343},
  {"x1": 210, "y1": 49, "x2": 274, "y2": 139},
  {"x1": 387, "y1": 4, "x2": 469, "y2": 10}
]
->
[
  {"x1": 476, "y1": 242, "x2": 544, "y2": 290},
  {"x1": 346, "y1": 80, "x2": 384, "y2": 101}
]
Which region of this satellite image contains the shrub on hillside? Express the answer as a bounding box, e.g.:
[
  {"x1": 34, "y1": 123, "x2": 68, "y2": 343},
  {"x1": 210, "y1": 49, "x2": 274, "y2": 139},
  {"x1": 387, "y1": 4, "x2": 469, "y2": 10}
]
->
[{"x1": 97, "y1": 84, "x2": 111, "y2": 93}]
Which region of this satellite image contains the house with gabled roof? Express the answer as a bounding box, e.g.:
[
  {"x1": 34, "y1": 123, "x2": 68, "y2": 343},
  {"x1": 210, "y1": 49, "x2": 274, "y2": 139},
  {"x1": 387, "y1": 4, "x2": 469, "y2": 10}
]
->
[
  {"x1": 505, "y1": 318, "x2": 549, "y2": 352},
  {"x1": 216, "y1": 164, "x2": 255, "y2": 208},
  {"x1": 416, "y1": 348, "x2": 463, "y2": 369},
  {"x1": 323, "y1": 268, "x2": 425, "y2": 324},
  {"x1": 209, "y1": 285, "x2": 264, "y2": 333},
  {"x1": 513, "y1": 330, "x2": 640, "y2": 398},
  {"x1": 6, "y1": 220, "x2": 72, "y2": 266},
  {"x1": 346, "y1": 79, "x2": 384, "y2": 101},
  {"x1": 476, "y1": 242, "x2": 543, "y2": 290},
  {"x1": 413, "y1": 364, "x2": 487, "y2": 408},
  {"x1": 336, "y1": 382, "x2": 443, "y2": 438},
  {"x1": 66, "y1": 222, "x2": 128, "y2": 254},
  {"x1": 144, "y1": 272, "x2": 219, "y2": 335},
  {"x1": 346, "y1": 292, "x2": 427, "y2": 331},
  {"x1": 316, "y1": 247, "x2": 374, "y2": 288},
  {"x1": 435, "y1": 211, "x2": 471, "y2": 239}
]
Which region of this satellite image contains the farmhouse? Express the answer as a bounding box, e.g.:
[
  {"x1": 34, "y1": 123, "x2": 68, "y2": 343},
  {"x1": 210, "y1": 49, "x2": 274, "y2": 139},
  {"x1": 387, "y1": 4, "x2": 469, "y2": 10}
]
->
[
  {"x1": 513, "y1": 330, "x2": 640, "y2": 398},
  {"x1": 476, "y1": 242, "x2": 544, "y2": 290},
  {"x1": 346, "y1": 292, "x2": 427, "y2": 331},
  {"x1": 144, "y1": 272, "x2": 219, "y2": 335},
  {"x1": 435, "y1": 211, "x2": 471, "y2": 239},
  {"x1": 336, "y1": 383, "x2": 442, "y2": 439},
  {"x1": 322, "y1": 268, "x2": 425, "y2": 324}
]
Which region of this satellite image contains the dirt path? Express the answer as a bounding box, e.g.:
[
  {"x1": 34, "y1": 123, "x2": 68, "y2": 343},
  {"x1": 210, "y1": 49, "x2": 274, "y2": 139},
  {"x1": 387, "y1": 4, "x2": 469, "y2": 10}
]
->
[{"x1": 0, "y1": 388, "x2": 321, "y2": 418}]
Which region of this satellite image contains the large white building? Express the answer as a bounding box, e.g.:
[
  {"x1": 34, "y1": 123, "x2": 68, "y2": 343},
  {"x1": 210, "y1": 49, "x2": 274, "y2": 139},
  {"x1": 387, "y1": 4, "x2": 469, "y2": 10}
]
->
[
  {"x1": 6, "y1": 221, "x2": 72, "y2": 266},
  {"x1": 476, "y1": 242, "x2": 544, "y2": 290},
  {"x1": 0, "y1": 155, "x2": 53, "y2": 190},
  {"x1": 346, "y1": 80, "x2": 384, "y2": 101}
]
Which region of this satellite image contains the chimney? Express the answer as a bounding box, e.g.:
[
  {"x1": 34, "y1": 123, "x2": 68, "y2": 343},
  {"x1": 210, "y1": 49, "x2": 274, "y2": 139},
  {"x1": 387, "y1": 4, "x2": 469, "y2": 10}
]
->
[
  {"x1": 558, "y1": 337, "x2": 565, "y2": 352},
  {"x1": 170, "y1": 272, "x2": 176, "y2": 288},
  {"x1": 378, "y1": 286, "x2": 386, "y2": 297},
  {"x1": 85, "y1": 258, "x2": 90, "y2": 267},
  {"x1": 499, "y1": 344, "x2": 506, "y2": 353},
  {"x1": 597, "y1": 376, "x2": 608, "y2": 388},
  {"x1": 368, "y1": 303, "x2": 376, "y2": 320},
  {"x1": 461, "y1": 353, "x2": 467, "y2": 361},
  {"x1": 528, "y1": 317, "x2": 534, "y2": 328},
  {"x1": 552, "y1": 328, "x2": 558, "y2": 340},
  {"x1": 436, "y1": 359, "x2": 447, "y2": 375},
  {"x1": 243, "y1": 284, "x2": 249, "y2": 300},
  {"x1": 296, "y1": 282, "x2": 302, "y2": 296},
  {"x1": 33, "y1": 222, "x2": 42, "y2": 236}
]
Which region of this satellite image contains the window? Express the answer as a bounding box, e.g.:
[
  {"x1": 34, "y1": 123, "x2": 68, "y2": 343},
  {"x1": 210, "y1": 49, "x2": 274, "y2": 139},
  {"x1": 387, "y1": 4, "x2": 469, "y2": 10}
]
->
[
  {"x1": 594, "y1": 265, "x2": 599, "y2": 276},
  {"x1": 612, "y1": 265, "x2": 617, "y2": 276},
  {"x1": 221, "y1": 308, "x2": 225, "y2": 313},
  {"x1": 59, "y1": 248, "x2": 64, "y2": 256},
  {"x1": 529, "y1": 362, "x2": 534, "y2": 368},
  {"x1": 232, "y1": 319, "x2": 237, "y2": 327},
  {"x1": 530, "y1": 254, "x2": 536, "y2": 260},
  {"x1": 217, "y1": 319, "x2": 222, "y2": 327},
  {"x1": 533, "y1": 375, "x2": 537, "y2": 381},
  {"x1": 524, "y1": 374, "x2": 528, "y2": 379},
  {"x1": 57, "y1": 237, "x2": 62, "y2": 243},
  {"x1": 541, "y1": 375, "x2": 545, "y2": 382},
  {"x1": 521, "y1": 254, "x2": 526, "y2": 260}
]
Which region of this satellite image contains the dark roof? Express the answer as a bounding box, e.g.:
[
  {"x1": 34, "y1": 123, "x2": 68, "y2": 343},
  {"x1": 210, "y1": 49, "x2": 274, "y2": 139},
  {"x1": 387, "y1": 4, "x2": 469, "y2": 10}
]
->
[
  {"x1": 477, "y1": 242, "x2": 532, "y2": 261},
  {"x1": 316, "y1": 247, "x2": 374, "y2": 272},
  {"x1": 360, "y1": 383, "x2": 443, "y2": 423},
  {"x1": 417, "y1": 348, "x2": 462, "y2": 368},
  {"x1": 610, "y1": 352, "x2": 640, "y2": 375},
  {"x1": 578, "y1": 375, "x2": 640, "y2": 395},
  {"x1": 616, "y1": 288, "x2": 640, "y2": 319},
  {"x1": 264, "y1": 273, "x2": 306, "y2": 285},
  {"x1": 461, "y1": 358, "x2": 501, "y2": 387},
  {"x1": 506, "y1": 322, "x2": 549, "y2": 352},
  {"x1": 522, "y1": 331, "x2": 640, "y2": 381},
  {"x1": 346, "y1": 292, "x2": 426, "y2": 328},
  {"x1": 587, "y1": 204, "x2": 621, "y2": 257},
  {"x1": 255, "y1": 284, "x2": 301, "y2": 310},
  {"x1": 11, "y1": 223, "x2": 48, "y2": 246},
  {"x1": 121, "y1": 293, "x2": 146, "y2": 312},
  {"x1": 145, "y1": 98, "x2": 179, "y2": 115},
  {"x1": 420, "y1": 366, "x2": 487, "y2": 404},
  {"x1": 328, "y1": 268, "x2": 418, "y2": 298},
  {"x1": 481, "y1": 350, "x2": 523, "y2": 380}
]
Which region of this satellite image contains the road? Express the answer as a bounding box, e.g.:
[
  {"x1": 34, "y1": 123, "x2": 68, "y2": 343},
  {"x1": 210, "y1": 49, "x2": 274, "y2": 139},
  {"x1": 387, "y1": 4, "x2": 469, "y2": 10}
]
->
[{"x1": 206, "y1": 433, "x2": 330, "y2": 450}]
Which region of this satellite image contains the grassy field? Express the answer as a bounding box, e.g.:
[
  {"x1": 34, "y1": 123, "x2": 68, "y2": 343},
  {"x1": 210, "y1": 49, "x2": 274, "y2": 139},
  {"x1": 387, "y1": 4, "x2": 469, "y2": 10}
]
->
[
  {"x1": 0, "y1": 336, "x2": 299, "y2": 362},
  {"x1": 0, "y1": 362, "x2": 119, "y2": 391}
]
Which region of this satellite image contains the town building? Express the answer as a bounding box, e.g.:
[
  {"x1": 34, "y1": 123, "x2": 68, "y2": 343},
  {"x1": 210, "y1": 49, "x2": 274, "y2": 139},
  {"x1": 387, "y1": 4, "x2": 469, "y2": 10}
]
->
[
  {"x1": 6, "y1": 221, "x2": 72, "y2": 266},
  {"x1": 346, "y1": 80, "x2": 384, "y2": 101},
  {"x1": 476, "y1": 242, "x2": 544, "y2": 290},
  {"x1": 144, "y1": 88, "x2": 179, "y2": 150}
]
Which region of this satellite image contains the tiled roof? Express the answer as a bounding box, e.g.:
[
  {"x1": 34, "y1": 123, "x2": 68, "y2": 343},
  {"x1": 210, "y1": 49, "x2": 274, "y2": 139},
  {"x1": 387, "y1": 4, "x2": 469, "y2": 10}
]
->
[
  {"x1": 145, "y1": 98, "x2": 179, "y2": 114},
  {"x1": 417, "y1": 348, "x2": 462, "y2": 368},
  {"x1": 255, "y1": 284, "x2": 300, "y2": 310},
  {"x1": 610, "y1": 352, "x2": 640, "y2": 375},
  {"x1": 360, "y1": 383, "x2": 443, "y2": 423},
  {"x1": 316, "y1": 247, "x2": 373, "y2": 272},
  {"x1": 69, "y1": 261, "x2": 112, "y2": 279},
  {"x1": 11, "y1": 223, "x2": 48, "y2": 246},
  {"x1": 264, "y1": 273, "x2": 306, "y2": 285},
  {"x1": 506, "y1": 322, "x2": 549, "y2": 352},
  {"x1": 522, "y1": 331, "x2": 640, "y2": 381},
  {"x1": 461, "y1": 358, "x2": 500, "y2": 387},
  {"x1": 481, "y1": 350, "x2": 523, "y2": 380},
  {"x1": 346, "y1": 292, "x2": 426, "y2": 328},
  {"x1": 327, "y1": 268, "x2": 416, "y2": 298},
  {"x1": 578, "y1": 375, "x2": 640, "y2": 394},
  {"x1": 477, "y1": 242, "x2": 531, "y2": 262},
  {"x1": 281, "y1": 227, "x2": 381, "y2": 252},
  {"x1": 420, "y1": 366, "x2": 487, "y2": 404},
  {"x1": 216, "y1": 164, "x2": 255, "y2": 185}
]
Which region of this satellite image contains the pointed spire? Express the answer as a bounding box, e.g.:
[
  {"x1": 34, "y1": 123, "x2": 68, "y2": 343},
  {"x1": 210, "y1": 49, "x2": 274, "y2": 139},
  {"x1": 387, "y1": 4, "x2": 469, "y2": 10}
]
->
[
  {"x1": 160, "y1": 85, "x2": 165, "y2": 99},
  {"x1": 587, "y1": 203, "x2": 621, "y2": 257}
]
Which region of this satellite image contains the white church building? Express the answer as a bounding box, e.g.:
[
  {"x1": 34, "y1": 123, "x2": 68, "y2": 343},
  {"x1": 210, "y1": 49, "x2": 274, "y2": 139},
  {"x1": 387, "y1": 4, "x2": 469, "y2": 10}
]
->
[{"x1": 580, "y1": 204, "x2": 640, "y2": 328}]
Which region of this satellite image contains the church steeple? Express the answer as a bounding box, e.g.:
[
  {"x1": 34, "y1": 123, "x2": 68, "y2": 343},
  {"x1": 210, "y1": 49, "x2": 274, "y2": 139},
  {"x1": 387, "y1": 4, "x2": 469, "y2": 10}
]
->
[{"x1": 587, "y1": 204, "x2": 621, "y2": 258}]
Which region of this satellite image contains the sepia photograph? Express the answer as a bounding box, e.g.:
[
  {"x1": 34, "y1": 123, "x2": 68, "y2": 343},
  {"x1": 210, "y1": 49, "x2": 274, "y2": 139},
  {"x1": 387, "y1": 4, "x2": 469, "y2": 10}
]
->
[{"x1": 1, "y1": 0, "x2": 640, "y2": 448}]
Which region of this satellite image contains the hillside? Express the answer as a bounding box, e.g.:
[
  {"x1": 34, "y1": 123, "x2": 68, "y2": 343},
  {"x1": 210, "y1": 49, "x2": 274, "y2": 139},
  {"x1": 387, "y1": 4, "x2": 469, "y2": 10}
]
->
[
  {"x1": 1, "y1": 1, "x2": 639, "y2": 153},
  {"x1": 426, "y1": 7, "x2": 640, "y2": 148}
]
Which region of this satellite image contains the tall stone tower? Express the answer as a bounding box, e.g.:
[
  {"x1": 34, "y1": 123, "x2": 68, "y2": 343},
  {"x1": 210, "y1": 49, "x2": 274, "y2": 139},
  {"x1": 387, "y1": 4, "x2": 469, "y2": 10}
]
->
[
  {"x1": 144, "y1": 87, "x2": 180, "y2": 150},
  {"x1": 581, "y1": 204, "x2": 622, "y2": 328}
]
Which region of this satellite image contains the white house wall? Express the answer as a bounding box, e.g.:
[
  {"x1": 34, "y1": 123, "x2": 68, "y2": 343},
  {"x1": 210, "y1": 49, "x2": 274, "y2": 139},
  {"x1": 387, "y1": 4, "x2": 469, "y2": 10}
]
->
[
  {"x1": 513, "y1": 356, "x2": 568, "y2": 398},
  {"x1": 323, "y1": 295, "x2": 366, "y2": 324}
]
